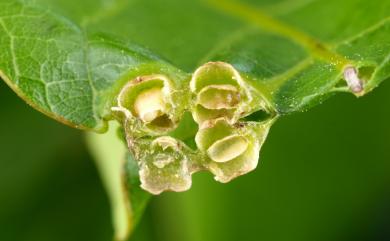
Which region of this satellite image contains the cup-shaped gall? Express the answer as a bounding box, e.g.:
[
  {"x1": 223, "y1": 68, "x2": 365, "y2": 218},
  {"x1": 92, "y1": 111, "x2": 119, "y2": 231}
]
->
[
  {"x1": 137, "y1": 136, "x2": 192, "y2": 195},
  {"x1": 190, "y1": 62, "x2": 252, "y2": 124},
  {"x1": 195, "y1": 118, "x2": 268, "y2": 183},
  {"x1": 113, "y1": 75, "x2": 176, "y2": 133}
]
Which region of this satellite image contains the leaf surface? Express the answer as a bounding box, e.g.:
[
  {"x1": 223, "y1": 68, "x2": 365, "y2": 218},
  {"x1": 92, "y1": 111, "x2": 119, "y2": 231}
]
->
[{"x1": 0, "y1": 0, "x2": 388, "y2": 129}]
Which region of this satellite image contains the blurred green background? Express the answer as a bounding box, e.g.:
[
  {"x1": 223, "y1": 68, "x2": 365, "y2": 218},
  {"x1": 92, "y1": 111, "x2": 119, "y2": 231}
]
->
[{"x1": 1, "y1": 78, "x2": 389, "y2": 241}]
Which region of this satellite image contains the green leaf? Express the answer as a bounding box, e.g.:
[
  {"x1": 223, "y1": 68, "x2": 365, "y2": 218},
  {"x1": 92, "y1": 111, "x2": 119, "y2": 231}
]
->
[
  {"x1": 0, "y1": 0, "x2": 389, "y2": 239},
  {"x1": 0, "y1": 0, "x2": 388, "y2": 129}
]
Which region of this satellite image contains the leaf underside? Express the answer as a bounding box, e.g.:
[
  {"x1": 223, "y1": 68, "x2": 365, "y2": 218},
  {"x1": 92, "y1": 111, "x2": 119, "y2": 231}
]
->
[{"x1": 0, "y1": 0, "x2": 388, "y2": 130}]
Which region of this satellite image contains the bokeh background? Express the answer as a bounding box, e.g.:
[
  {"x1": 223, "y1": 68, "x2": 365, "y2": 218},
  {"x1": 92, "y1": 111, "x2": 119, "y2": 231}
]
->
[{"x1": 1, "y1": 78, "x2": 389, "y2": 241}]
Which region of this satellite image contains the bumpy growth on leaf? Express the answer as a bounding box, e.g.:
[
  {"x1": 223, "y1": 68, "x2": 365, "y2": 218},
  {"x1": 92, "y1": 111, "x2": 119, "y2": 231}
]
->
[
  {"x1": 113, "y1": 62, "x2": 275, "y2": 194},
  {"x1": 0, "y1": 0, "x2": 389, "y2": 239}
]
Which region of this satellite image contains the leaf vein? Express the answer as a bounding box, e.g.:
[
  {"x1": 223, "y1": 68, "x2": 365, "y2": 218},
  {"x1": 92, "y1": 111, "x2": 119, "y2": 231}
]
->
[
  {"x1": 0, "y1": 18, "x2": 20, "y2": 83},
  {"x1": 205, "y1": 0, "x2": 352, "y2": 69},
  {"x1": 334, "y1": 17, "x2": 390, "y2": 47}
]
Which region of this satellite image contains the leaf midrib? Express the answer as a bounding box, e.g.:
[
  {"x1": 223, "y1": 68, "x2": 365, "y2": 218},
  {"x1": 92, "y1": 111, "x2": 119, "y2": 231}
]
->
[
  {"x1": 204, "y1": 0, "x2": 352, "y2": 69},
  {"x1": 80, "y1": 0, "x2": 130, "y2": 28}
]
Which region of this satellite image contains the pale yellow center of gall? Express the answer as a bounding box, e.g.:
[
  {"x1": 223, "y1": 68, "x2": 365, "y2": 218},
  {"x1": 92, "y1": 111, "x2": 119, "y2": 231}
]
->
[
  {"x1": 134, "y1": 87, "x2": 165, "y2": 122},
  {"x1": 207, "y1": 135, "x2": 248, "y2": 163},
  {"x1": 198, "y1": 84, "x2": 240, "y2": 110}
]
